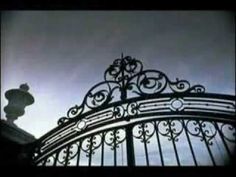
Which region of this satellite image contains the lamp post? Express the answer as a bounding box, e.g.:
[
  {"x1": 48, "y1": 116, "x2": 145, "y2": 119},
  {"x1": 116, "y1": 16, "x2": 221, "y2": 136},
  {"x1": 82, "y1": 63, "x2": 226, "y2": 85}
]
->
[{"x1": 4, "y1": 83, "x2": 34, "y2": 124}]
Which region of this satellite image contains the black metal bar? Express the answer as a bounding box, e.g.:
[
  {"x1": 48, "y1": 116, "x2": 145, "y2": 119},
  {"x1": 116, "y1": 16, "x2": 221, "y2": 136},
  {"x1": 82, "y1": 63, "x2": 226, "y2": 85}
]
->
[
  {"x1": 88, "y1": 136, "x2": 94, "y2": 166},
  {"x1": 114, "y1": 129, "x2": 117, "y2": 166},
  {"x1": 101, "y1": 132, "x2": 104, "y2": 166},
  {"x1": 120, "y1": 55, "x2": 127, "y2": 101},
  {"x1": 154, "y1": 121, "x2": 164, "y2": 166},
  {"x1": 121, "y1": 141, "x2": 124, "y2": 165},
  {"x1": 197, "y1": 120, "x2": 216, "y2": 166},
  {"x1": 182, "y1": 120, "x2": 198, "y2": 166},
  {"x1": 64, "y1": 146, "x2": 70, "y2": 166},
  {"x1": 126, "y1": 125, "x2": 135, "y2": 166},
  {"x1": 183, "y1": 107, "x2": 234, "y2": 115},
  {"x1": 142, "y1": 123, "x2": 150, "y2": 166},
  {"x1": 53, "y1": 151, "x2": 59, "y2": 166},
  {"x1": 214, "y1": 122, "x2": 232, "y2": 159},
  {"x1": 168, "y1": 120, "x2": 181, "y2": 166},
  {"x1": 42, "y1": 158, "x2": 47, "y2": 166},
  {"x1": 76, "y1": 141, "x2": 81, "y2": 166}
]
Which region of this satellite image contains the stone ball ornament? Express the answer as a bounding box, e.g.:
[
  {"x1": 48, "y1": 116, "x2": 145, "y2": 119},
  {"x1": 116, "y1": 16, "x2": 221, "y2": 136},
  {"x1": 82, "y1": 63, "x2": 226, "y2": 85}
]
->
[{"x1": 4, "y1": 83, "x2": 34, "y2": 124}]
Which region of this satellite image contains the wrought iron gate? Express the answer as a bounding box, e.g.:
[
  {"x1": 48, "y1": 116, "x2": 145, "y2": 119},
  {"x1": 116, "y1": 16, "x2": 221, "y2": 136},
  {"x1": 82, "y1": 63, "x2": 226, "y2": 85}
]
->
[{"x1": 32, "y1": 55, "x2": 235, "y2": 166}]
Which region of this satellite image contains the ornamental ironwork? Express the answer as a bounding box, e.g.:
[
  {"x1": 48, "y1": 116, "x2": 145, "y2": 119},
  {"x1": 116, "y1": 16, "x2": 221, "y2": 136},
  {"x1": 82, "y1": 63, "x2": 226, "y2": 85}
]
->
[{"x1": 32, "y1": 55, "x2": 235, "y2": 166}]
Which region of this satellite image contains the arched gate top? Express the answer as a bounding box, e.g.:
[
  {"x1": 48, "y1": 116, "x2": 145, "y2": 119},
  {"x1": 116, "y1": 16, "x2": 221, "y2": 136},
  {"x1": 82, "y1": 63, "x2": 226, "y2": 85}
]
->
[{"x1": 58, "y1": 55, "x2": 206, "y2": 125}]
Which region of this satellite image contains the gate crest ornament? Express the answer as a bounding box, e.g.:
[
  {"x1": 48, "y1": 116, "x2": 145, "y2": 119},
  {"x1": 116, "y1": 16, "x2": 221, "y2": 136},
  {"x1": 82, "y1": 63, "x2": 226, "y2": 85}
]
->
[{"x1": 59, "y1": 55, "x2": 205, "y2": 124}]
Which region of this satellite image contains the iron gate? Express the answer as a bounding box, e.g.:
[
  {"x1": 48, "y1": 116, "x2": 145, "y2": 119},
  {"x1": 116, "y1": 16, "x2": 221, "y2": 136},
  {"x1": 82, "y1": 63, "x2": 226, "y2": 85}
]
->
[{"x1": 31, "y1": 55, "x2": 235, "y2": 166}]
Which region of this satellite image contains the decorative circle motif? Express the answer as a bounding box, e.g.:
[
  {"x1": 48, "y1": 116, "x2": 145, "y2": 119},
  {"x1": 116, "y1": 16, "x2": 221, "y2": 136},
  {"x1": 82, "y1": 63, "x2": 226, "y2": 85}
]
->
[
  {"x1": 170, "y1": 98, "x2": 184, "y2": 111},
  {"x1": 113, "y1": 105, "x2": 125, "y2": 119},
  {"x1": 104, "y1": 129, "x2": 126, "y2": 150},
  {"x1": 133, "y1": 122, "x2": 155, "y2": 143},
  {"x1": 81, "y1": 134, "x2": 102, "y2": 157},
  {"x1": 136, "y1": 71, "x2": 168, "y2": 95},
  {"x1": 105, "y1": 56, "x2": 143, "y2": 82},
  {"x1": 77, "y1": 120, "x2": 86, "y2": 130},
  {"x1": 220, "y1": 123, "x2": 236, "y2": 143},
  {"x1": 127, "y1": 102, "x2": 139, "y2": 116}
]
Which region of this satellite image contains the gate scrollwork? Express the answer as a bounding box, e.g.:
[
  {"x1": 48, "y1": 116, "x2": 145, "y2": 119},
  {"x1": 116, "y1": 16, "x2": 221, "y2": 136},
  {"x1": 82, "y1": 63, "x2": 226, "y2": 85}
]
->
[
  {"x1": 33, "y1": 55, "x2": 235, "y2": 167},
  {"x1": 58, "y1": 55, "x2": 205, "y2": 125}
]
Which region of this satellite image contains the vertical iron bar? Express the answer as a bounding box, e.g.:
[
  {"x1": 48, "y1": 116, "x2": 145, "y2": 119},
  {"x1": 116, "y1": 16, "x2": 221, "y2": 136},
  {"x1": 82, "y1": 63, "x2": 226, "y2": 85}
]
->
[
  {"x1": 154, "y1": 121, "x2": 164, "y2": 166},
  {"x1": 120, "y1": 54, "x2": 127, "y2": 101},
  {"x1": 42, "y1": 157, "x2": 47, "y2": 166},
  {"x1": 64, "y1": 145, "x2": 71, "y2": 166},
  {"x1": 121, "y1": 55, "x2": 134, "y2": 166},
  {"x1": 126, "y1": 124, "x2": 135, "y2": 166},
  {"x1": 182, "y1": 120, "x2": 198, "y2": 166},
  {"x1": 65, "y1": 145, "x2": 71, "y2": 166},
  {"x1": 197, "y1": 120, "x2": 216, "y2": 166},
  {"x1": 101, "y1": 132, "x2": 104, "y2": 166},
  {"x1": 214, "y1": 122, "x2": 232, "y2": 159},
  {"x1": 76, "y1": 141, "x2": 81, "y2": 166},
  {"x1": 142, "y1": 123, "x2": 149, "y2": 166},
  {"x1": 168, "y1": 120, "x2": 181, "y2": 166},
  {"x1": 88, "y1": 136, "x2": 94, "y2": 166},
  {"x1": 53, "y1": 151, "x2": 59, "y2": 166},
  {"x1": 121, "y1": 140, "x2": 124, "y2": 165},
  {"x1": 114, "y1": 129, "x2": 117, "y2": 166}
]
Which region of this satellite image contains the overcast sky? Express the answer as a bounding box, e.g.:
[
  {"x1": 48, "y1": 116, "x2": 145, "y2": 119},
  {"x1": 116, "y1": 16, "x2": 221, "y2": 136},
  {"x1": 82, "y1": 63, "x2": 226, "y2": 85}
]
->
[{"x1": 1, "y1": 11, "x2": 235, "y2": 138}]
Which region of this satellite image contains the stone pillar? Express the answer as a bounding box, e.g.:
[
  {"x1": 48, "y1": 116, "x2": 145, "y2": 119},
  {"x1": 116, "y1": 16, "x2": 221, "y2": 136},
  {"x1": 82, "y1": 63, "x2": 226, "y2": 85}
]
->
[{"x1": 1, "y1": 84, "x2": 36, "y2": 165}]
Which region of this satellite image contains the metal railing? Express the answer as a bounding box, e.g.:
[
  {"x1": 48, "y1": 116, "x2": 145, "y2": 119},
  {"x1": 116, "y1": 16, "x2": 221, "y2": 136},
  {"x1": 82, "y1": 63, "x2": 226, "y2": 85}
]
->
[{"x1": 31, "y1": 55, "x2": 235, "y2": 166}]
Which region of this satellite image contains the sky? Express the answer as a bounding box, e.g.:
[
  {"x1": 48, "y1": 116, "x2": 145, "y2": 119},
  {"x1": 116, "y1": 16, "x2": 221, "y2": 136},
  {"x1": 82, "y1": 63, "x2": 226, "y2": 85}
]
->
[{"x1": 1, "y1": 11, "x2": 235, "y2": 139}]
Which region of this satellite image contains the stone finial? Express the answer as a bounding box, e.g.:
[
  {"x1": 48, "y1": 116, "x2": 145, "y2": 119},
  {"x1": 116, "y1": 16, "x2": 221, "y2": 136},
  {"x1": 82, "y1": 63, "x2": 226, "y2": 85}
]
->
[{"x1": 4, "y1": 84, "x2": 34, "y2": 124}]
